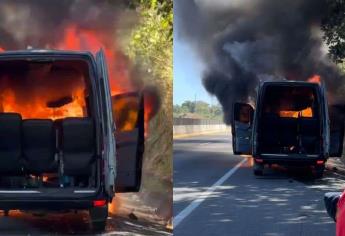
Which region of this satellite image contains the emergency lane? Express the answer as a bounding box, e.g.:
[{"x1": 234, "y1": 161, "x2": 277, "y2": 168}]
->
[{"x1": 173, "y1": 132, "x2": 344, "y2": 236}]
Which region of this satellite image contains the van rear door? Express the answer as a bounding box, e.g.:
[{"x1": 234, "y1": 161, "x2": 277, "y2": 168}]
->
[
  {"x1": 231, "y1": 103, "x2": 254, "y2": 155},
  {"x1": 96, "y1": 49, "x2": 144, "y2": 195},
  {"x1": 111, "y1": 92, "x2": 144, "y2": 192},
  {"x1": 329, "y1": 105, "x2": 345, "y2": 157},
  {"x1": 321, "y1": 84, "x2": 344, "y2": 157}
]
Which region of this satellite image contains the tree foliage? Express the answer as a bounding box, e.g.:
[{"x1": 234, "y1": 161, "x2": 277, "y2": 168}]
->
[
  {"x1": 114, "y1": 0, "x2": 173, "y2": 222},
  {"x1": 322, "y1": 1, "x2": 345, "y2": 63},
  {"x1": 174, "y1": 101, "x2": 223, "y2": 120},
  {"x1": 125, "y1": 0, "x2": 173, "y2": 181},
  {"x1": 126, "y1": 0, "x2": 173, "y2": 82}
]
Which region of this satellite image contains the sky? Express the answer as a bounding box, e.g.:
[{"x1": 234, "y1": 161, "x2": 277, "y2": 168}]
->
[{"x1": 173, "y1": 38, "x2": 216, "y2": 105}]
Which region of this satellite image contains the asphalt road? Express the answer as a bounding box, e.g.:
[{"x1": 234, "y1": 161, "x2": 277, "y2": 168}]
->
[
  {"x1": 0, "y1": 210, "x2": 171, "y2": 235},
  {"x1": 173, "y1": 132, "x2": 345, "y2": 236}
]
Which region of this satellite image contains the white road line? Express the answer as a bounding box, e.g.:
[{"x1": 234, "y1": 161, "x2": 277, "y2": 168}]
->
[{"x1": 173, "y1": 158, "x2": 247, "y2": 228}]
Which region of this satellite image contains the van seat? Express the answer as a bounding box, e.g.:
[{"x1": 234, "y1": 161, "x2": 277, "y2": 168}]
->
[
  {"x1": 61, "y1": 118, "x2": 95, "y2": 176},
  {"x1": 22, "y1": 119, "x2": 57, "y2": 174},
  {"x1": 0, "y1": 113, "x2": 23, "y2": 174}
]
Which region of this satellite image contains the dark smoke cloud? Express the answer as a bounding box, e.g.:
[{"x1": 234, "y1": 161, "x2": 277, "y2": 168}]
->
[
  {"x1": 175, "y1": 0, "x2": 345, "y2": 124},
  {"x1": 0, "y1": 0, "x2": 161, "y2": 117},
  {"x1": 0, "y1": 0, "x2": 127, "y2": 49}
]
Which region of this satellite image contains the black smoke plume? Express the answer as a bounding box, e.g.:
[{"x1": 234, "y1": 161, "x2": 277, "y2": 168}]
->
[
  {"x1": 0, "y1": 0, "x2": 161, "y2": 114},
  {"x1": 0, "y1": 0, "x2": 128, "y2": 49},
  {"x1": 175, "y1": 0, "x2": 345, "y2": 124}
]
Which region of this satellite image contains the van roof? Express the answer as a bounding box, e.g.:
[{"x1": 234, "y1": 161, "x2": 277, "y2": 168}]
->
[
  {"x1": 261, "y1": 80, "x2": 321, "y2": 87},
  {"x1": 0, "y1": 49, "x2": 94, "y2": 58}
]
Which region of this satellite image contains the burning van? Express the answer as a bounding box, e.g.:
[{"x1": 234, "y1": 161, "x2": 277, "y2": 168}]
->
[
  {"x1": 232, "y1": 81, "x2": 344, "y2": 178},
  {"x1": 0, "y1": 49, "x2": 144, "y2": 231}
]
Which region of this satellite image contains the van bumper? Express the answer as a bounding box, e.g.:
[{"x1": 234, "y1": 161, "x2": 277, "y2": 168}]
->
[
  {"x1": 256, "y1": 153, "x2": 326, "y2": 166},
  {"x1": 0, "y1": 199, "x2": 102, "y2": 211}
]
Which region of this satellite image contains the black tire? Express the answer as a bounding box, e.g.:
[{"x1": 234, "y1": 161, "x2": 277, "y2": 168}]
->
[
  {"x1": 92, "y1": 221, "x2": 106, "y2": 232},
  {"x1": 315, "y1": 165, "x2": 325, "y2": 179},
  {"x1": 89, "y1": 205, "x2": 108, "y2": 232},
  {"x1": 254, "y1": 169, "x2": 263, "y2": 176},
  {"x1": 253, "y1": 163, "x2": 264, "y2": 176},
  {"x1": 232, "y1": 136, "x2": 239, "y2": 155}
]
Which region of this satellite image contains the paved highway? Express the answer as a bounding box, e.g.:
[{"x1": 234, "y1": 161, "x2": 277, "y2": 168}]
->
[{"x1": 174, "y1": 132, "x2": 344, "y2": 236}]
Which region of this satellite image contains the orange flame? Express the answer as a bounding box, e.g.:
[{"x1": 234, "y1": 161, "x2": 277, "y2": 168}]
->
[
  {"x1": 57, "y1": 24, "x2": 133, "y2": 95},
  {"x1": 0, "y1": 24, "x2": 157, "y2": 136},
  {"x1": 308, "y1": 74, "x2": 321, "y2": 84},
  {"x1": 0, "y1": 25, "x2": 134, "y2": 118},
  {"x1": 279, "y1": 107, "x2": 313, "y2": 118}
]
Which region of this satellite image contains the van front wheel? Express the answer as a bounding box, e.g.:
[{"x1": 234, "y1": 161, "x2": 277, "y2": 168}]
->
[{"x1": 89, "y1": 205, "x2": 108, "y2": 232}]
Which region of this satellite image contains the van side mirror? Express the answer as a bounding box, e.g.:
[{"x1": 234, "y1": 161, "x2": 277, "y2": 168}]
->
[{"x1": 233, "y1": 103, "x2": 254, "y2": 126}]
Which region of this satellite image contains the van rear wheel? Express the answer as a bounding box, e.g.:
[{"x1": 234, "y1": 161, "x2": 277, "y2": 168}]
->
[
  {"x1": 315, "y1": 165, "x2": 325, "y2": 179},
  {"x1": 253, "y1": 163, "x2": 264, "y2": 176},
  {"x1": 89, "y1": 205, "x2": 108, "y2": 232},
  {"x1": 92, "y1": 221, "x2": 106, "y2": 232}
]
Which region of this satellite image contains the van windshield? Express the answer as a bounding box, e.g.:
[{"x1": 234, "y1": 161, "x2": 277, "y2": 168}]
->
[{"x1": 0, "y1": 59, "x2": 90, "y2": 120}]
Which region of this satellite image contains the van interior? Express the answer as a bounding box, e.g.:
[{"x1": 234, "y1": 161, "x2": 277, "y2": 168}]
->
[
  {"x1": 258, "y1": 85, "x2": 322, "y2": 155},
  {"x1": 0, "y1": 59, "x2": 99, "y2": 192}
]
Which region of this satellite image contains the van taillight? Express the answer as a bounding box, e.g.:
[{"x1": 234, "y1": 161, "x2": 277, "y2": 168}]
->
[
  {"x1": 316, "y1": 160, "x2": 324, "y2": 165},
  {"x1": 93, "y1": 200, "x2": 107, "y2": 207},
  {"x1": 255, "y1": 158, "x2": 264, "y2": 163}
]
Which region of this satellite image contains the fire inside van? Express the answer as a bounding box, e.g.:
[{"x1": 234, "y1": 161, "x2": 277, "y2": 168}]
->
[{"x1": 0, "y1": 50, "x2": 145, "y2": 231}]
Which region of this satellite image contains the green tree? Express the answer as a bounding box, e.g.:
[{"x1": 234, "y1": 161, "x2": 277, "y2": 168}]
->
[
  {"x1": 173, "y1": 100, "x2": 223, "y2": 120},
  {"x1": 195, "y1": 101, "x2": 210, "y2": 117},
  {"x1": 181, "y1": 101, "x2": 195, "y2": 113},
  {"x1": 322, "y1": 1, "x2": 345, "y2": 62},
  {"x1": 122, "y1": 0, "x2": 172, "y2": 222}
]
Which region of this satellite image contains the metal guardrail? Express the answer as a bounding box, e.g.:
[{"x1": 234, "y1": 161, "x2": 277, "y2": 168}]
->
[{"x1": 173, "y1": 117, "x2": 224, "y2": 126}]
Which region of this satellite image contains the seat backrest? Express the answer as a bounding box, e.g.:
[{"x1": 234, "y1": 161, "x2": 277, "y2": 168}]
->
[
  {"x1": 22, "y1": 119, "x2": 56, "y2": 174},
  {"x1": 61, "y1": 118, "x2": 95, "y2": 175},
  {"x1": 0, "y1": 113, "x2": 23, "y2": 174}
]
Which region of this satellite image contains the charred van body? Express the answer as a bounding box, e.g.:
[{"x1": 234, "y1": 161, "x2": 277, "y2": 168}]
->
[
  {"x1": 0, "y1": 50, "x2": 144, "y2": 231},
  {"x1": 232, "y1": 81, "x2": 344, "y2": 178}
]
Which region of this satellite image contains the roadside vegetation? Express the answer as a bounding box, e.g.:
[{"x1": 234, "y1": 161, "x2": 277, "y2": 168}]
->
[
  {"x1": 115, "y1": 0, "x2": 173, "y2": 224},
  {"x1": 174, "y1": 100, "x2": 223, "y2": 120}
]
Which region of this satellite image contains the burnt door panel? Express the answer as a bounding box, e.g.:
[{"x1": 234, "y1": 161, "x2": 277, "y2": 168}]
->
[
  {"x1": 329, "y1": 105, "x2": 345, "y2": 157},
  {"x1": 232, "y1": 102, "x2": 254, "y2": 155},
  {"x1": 112, "y1": 92, "x2": 144, "y2": 192}
]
